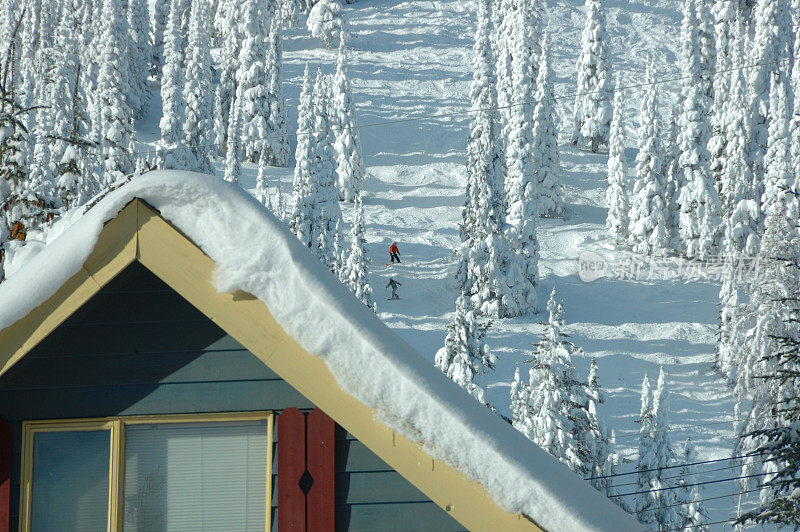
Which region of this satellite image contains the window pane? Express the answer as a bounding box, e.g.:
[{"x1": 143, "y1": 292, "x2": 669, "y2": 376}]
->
[
  {"x1": 31, "y1": 430, "x2": 111, "y2": 532},
  {"x1": 123, "y1": 420, "x2": 268, "y2": 531}
]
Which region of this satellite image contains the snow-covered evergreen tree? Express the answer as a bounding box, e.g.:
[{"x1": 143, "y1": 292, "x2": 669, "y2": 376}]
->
[
  {"x1": 435, "y1": 294, "x2": 495, "y2": 405},
  {"x1": 152, "y1": 0, "x2": 170, "y2": 75},
  {"x1": 746, "y1": 0, "x2": 793, "y2": 211},
  {"x1": 571, "y1": 0, "x2": 612, "y2": 153},
  {"x1": 635, "y1": 368, "x2": 681, "y2": 529},
  {"x1": 291, "y1": 68, "x2": 343, "y2": 273},
  {"x1": 695, "y1": 0, "x2": 715, "y2": 106},
  {"x1": 332, "y1": 37, "x2": 364, "y2": 202},
  {"x1": 459, "y1": 0, "x2": 536, "y2": 318},
  {"x1": 97, "y1": 0, "x2": 136, "y2": 182},
  {"x1": 262, "y1": 16, "x2": 290, "y2": 167},
  {"x1": 584, "y1": 358, "x2": 618, "y2": 499},
  {"x1": 290, "y1": 64, "x2": 314, "y2": 238},
  {"x1": 49, "y1": 4, "x2": 99, "y2": 209},
  {"x1": 236, "y1": 0, "x2": 271, "y2": 164},
  {"x1": 674, "y1": 439, "x2": 710, "y2": 531},
  {"x1": 662, "y1": 100, "x2": 683, "y2": 251},
  {"x1": 676, "y1": 0, "x2": 722, "y2": 259},
  {"x1": 182, "y1": 0, "x2": 214, "y2": 173},
  {"x1": 157, "y1": 0, "x2": 189, "y2": 170},
  {"x1": 606, "y1": 74, "x2": 629, "y2": 244},
  {"x1": 736, "y1": 68, "x2": 800, "y2": 526},
  {"x1": 707, "y1": 0, "x2": 735, "y2": 195},
  {"x1": 128, "y1": 0, "x2": 152, "y2": 119},
  {"x1": 214, "y1": 0, "x2": 240, "y2": 156},
  {"x1": 342, "y1": 195, "x2": 375, "y2": 311},
  {"x1": 532, "y1": 32, "x2": 563, "y2": 218},
  {"x1": 510, "y1": 365, "x2": 529, "y2": 429},
  {"x1": 527, "y1": 289, "x2": 598, "y2": 477},
  {"x1": 792, "y1": 26, "x2": 800, "y2": 188},
  {"x1": 307, "y1": 0, "x2": 342, "y2": 49},
  {"x1": 629, "y1": 61, "x2": 670, "y2": 255},
  {"x1": 224, "y1": 91, "x2": 242, "y2": 183}
]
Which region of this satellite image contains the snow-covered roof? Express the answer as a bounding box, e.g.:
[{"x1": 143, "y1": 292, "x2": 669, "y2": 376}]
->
[{"x1": 0, "y1": 171, "x2": 639, "y2": 532}]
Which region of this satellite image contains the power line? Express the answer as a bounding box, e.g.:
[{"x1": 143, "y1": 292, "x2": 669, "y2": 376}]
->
[
  {"x1": 610, "y1": 462, "x2": 741, "y2": 489},
  {"x1": 608, "y1": 411, "x2": 786, "y2": 444},
  {"x1": 664, "y1": 518, "x2": 736, "y2": 531},
  {"x1": 586, "y1": 452, "x2": 765, "y2": 481},
  {"x1": 613, "y1": 471, "x2": 770, "y2": 499},
  {"x1": 637, "y1": 487, "x2": 762, "y2": 514}
]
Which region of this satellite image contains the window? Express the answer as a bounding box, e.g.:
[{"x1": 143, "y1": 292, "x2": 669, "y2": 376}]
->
[{"x1": 20, "y1": 413, "x2": 273, "y2": 532}]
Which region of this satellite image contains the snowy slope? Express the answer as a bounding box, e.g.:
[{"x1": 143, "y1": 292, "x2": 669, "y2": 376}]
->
[{"x1": 271, "y1": 0, "x2": 737, "y2": 524}]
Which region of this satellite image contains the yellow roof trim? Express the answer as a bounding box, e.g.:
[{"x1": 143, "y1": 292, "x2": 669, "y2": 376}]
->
[{"x1": 0, "y1": 199, "x2": 542, "y2": 531}]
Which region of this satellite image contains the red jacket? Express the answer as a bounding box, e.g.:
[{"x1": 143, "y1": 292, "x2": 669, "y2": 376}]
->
[{"x1": 390, "y1": 243, "x2": 399, "y2": 254}]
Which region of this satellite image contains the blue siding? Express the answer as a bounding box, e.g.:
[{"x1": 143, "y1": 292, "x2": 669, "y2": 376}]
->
[{"x1": 0, "y1": 262, "x2": 464, "y2": 531}]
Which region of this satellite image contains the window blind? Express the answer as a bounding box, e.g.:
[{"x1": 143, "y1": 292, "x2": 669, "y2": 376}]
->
[{"x1": 123, "y1": 420, "x2": 268, "y2": 531}]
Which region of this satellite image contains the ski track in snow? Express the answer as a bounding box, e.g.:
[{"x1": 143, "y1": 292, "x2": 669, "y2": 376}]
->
[{"x1": 134, "y1": 0, "x2": 741, "y2": 523}]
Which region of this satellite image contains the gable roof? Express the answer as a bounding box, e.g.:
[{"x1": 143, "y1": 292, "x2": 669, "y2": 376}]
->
[{"x1": 0, "y1": 171, "x2": 639, "y2": 532}]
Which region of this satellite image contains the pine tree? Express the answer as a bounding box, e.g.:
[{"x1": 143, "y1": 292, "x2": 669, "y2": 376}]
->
[
  {"x1": 1, "y1": 23, "x2": 32, "y2": 256},
  {"x1": 306, "y1": 0, "x2": 342, "y2": 49},
  {"x1": 49, "y1": 4, "x2": 99, "y2": 209},
  {"x1": 128, "y1": 0, "x2": 152, "y2": 119},
  {"x1": 182, "y1": 0, "x2": 214, "y2": 173},
  {"x1": 262, "y1": 16, "x2": 289, "y2": 167},
  {"x1": 157, "y1": 0, "x2": 189, "y2": 170},
  {"x1": 527, "y1": 289, "x2": 597, "y2": 476},
  {"x1": 674, "y1": 439, "x2": 710, "y2": 530},
  {"x1": 97, "y1": 0, "x2": 136, "y2": 182},
  {"x1": 747, "y1": 0, "x2": 793, "y2": 212},
  {"x1": 663, "y1": 100, "x2": 683, "y2": 251},
  {"x1": 736, "y1": 68, "x2": 800, "y2": 527},
  {"x1": 236, "y1": 0, "x2": 271, "y2": 164},
  {"x1": 332, "y1": 37, "x2": 364, "y2": 202},
  {"x1": 435, "y1": 294, "x2": 495, "y2": 405},
  {"x1": 255, "y1": 149, "x2": 272, "y2": 208},
  {"x1": 584, "y1": 358, "x2": 618, "y2": 499},
  {"x1": 291, "y1": 69, "x2": 343, "y2": 273},
  {"x1": 342, "y1": 195, "x2": 375, "y2": 311},
  {"x1": 571, "y1": 0, "x2": 612, "y2": 153},
  {"x1": 462, "y1": 0, "x2": 536, "y2": 318},
  {"x1": 606, "y1": 74, "x2": 629, "y2": 244},
  {"x1": 214, "y1": 0, "x2": 240, "y2": 156},
  {"x1": 152, "y1": 0, "x2": 170, "y2": 75},
  {"x1": 708, "y1": 0, "x2": 735, "y2": 195},
  {"x1": 676, "y1": 0, "x2": 722, "y2": 259},
  {"x1": 224, "y1": 91, "x2": 242, "y2": 183},
  {"x1": 629, "y1": 61, "x2": 670, "y2": 255},
  {"x1": 290, "y1": 64, "x2": 314, "y2": 240},
  {"x1": 510, "y1": 366, "x2": 529, "y2": 429},
  {"x1": 695, "y1": 0, "x2": 715, "y2": 106},
  {"x1": 635, "y1": 369, "x2": 681, "y2": 529},
  {"x1": 532, "y1": 32, "x2": 563, "y2": 218},
  {"x1": 789, "y1": 26, "x2": 800, "y2": 189}
]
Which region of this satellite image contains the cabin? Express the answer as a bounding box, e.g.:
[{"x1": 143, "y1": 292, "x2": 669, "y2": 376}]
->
[{"x1": 0, "y1": 172, "x2": 638, "y2": 531}]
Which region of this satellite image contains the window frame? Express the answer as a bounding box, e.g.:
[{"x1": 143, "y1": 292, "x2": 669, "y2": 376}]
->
[{"x1": 20, "y1": 412, "x2": 274, "y2": 532}]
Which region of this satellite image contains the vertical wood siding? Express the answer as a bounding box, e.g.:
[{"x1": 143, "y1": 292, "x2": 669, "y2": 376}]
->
[{"x1": 0, "y1": 262, "x2": 464, "y2": 531}]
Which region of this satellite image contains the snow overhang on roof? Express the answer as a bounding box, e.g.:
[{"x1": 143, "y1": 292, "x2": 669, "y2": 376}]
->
[{"x1": 0, "y1": 171, "x2": 640, "y2": 532}]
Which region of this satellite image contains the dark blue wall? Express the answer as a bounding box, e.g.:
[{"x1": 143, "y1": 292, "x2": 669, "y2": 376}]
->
[{"x1": 0, "y1": 261, "x2": 464, "y2": 531}]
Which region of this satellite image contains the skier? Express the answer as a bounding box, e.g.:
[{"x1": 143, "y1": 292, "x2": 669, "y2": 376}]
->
[
  {"x1": 389, "y1": 241, "x2": 401, "y2": 263},
  {"x1": 386, "y1": 278, "x2": 402, "y2": 299}
]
